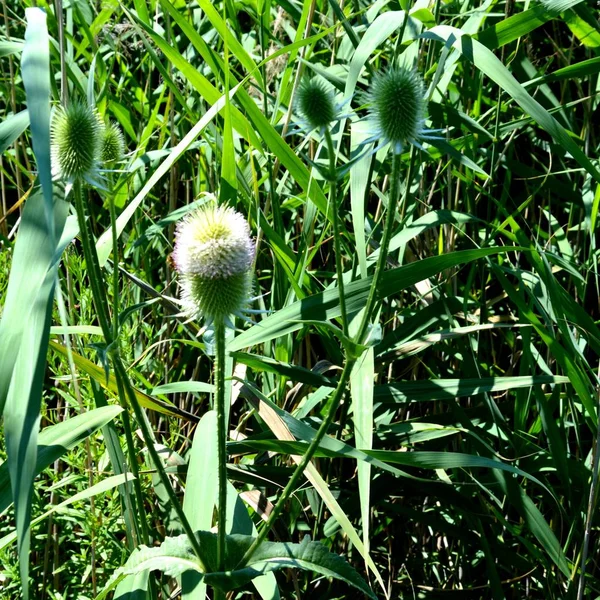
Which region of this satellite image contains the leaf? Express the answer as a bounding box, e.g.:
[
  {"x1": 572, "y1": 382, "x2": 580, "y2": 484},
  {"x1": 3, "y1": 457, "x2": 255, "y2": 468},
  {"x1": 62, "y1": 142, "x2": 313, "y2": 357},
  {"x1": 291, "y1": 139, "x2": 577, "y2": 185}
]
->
[
  {"x1": 374, "y1": 375, "x2": 569, "y2": 403},
  {"x1": 153, "y1": 382, "x2": 215, "y2": 395},
  {"x1": 230, "y1": 247, "x2": 512, "y2": 350},
  {"x1": 564, "y1": 8, "x2": 600, "y2": 47},
  {"x1": 182, "y1": 411, "x2": 218, "y2": 600},
  {"x1": 0, "y1": 10, "x2": 65, "y2": 599},
  {"x1": 0, "y1": 406, "x2": 123, "y2": 514},
  {"x1": 422, "y1": 25, "x2": 600, "y2": 186},
  {"x1": 0, "y1": 39, "x2": 24, "y2": 56},
  {"x1": 48, "y1": 340, "x2": 198, "y2": 422},
  {"x1": 97, "y1": 532, "x2": 377, "y2": 599},
  {"x1": 474, "y1": 4, "x2": 576, "y2": 50},
  {"x1": 0, "y1": 110, "x2": 30, "y2": 154}
]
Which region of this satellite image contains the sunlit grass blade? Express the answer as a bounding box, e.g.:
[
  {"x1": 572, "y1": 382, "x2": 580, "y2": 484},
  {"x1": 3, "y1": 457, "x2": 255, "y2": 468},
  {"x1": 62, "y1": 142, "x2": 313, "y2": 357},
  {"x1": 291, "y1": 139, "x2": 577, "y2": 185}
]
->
[
  {"x1": 0, "y1": 109, "x2": 29, "y2": 154},
  {"x1": 423, "y1": 26, "x2": 600, "y2": 185},
  {"x1": 0, "y1": 10, "x2": 71, "y2": 598},
  {"x1": 0, "y1": 405, "x2": 123, "y2": 513},
  {"x1": 182, "y1": 410, "x2": 218, "y2": 600},
  {"x1": 231, "y1": 247, "x2": 513, "y2": 350}
]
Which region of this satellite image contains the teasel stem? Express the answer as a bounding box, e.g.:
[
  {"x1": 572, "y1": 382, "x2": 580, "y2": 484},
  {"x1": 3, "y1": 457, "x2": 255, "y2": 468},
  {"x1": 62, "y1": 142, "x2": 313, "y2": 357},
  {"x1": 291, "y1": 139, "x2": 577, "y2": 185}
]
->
[
  {"x1": 73, "y1": 182, "x2": 209, "y2": 569},
  {"x1": 356, "y1": 146, "x2": 415, "y2": 344},
  {"x1": 73, "y1": 180, "x2": 149, "y2": 546},
  {"x1": 214, "y1": 318, "x2": 228, "y2": 573},
  {"x1": 107, "y1": 174, "x2": 119, "y2": 342},
  {"x1": 237, "y1": 355, "x2": 357, "y2": 567},
  {"x1": 324, "y1": 127, "x2": 348, "y2": 335}
]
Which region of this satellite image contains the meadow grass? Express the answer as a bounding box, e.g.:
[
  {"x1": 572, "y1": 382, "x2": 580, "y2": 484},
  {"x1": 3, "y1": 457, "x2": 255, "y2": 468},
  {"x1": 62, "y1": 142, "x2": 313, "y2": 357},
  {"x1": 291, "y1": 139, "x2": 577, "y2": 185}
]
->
[{"x1": 1, "y1": 0, "x2": 600, "y2": 598}]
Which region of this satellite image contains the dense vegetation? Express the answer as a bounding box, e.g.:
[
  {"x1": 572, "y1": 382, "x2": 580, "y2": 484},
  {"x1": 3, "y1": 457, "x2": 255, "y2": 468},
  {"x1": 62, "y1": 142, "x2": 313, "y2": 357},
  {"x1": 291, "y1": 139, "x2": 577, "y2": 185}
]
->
[{"x1": 1, "y1": 0, "x2": 600, "y2": 598}]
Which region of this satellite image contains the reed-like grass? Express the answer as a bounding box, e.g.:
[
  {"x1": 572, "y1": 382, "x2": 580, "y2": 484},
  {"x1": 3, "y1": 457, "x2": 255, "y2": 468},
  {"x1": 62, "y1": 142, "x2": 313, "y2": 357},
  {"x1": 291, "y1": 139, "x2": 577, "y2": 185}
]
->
[{"x1": 1, "y1": 0, "x2": 600, "y2": 598}]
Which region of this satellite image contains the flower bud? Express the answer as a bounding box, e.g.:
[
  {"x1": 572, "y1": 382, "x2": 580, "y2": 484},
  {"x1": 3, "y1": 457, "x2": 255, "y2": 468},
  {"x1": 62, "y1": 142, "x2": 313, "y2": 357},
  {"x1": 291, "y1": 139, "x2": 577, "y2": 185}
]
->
[
  {"x1": 99, "y1": 121, "x2": 125, "y2": 165},
  {"x1": 173, "y1": 204, "x2": 255, "y2": 323},
  {"x1": 367, "y1": 67, "x2": 426, "y2": 153},
  {"x1": 296, "y1": 78, "x2": 336, "y2": 131},
  {"x1": 51, "y1": 101, "x2": 101, "y2": 181}
]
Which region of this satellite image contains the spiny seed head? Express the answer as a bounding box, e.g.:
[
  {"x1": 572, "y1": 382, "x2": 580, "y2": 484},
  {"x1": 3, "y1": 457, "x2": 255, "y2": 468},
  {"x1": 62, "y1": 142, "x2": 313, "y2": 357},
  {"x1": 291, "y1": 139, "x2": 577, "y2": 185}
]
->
[
  {"x1": 51, "y1": 102, "x2": 101, "y2": 181},
  {"x1": 99, "y1": 121, "x2": 125, "y2": 165},
  {"x1": 296, "y1": 78, "x2": 336, "y2": 131},
  {"x1": 367, "y1": 66, "x2": 425, "y2": 151},
  {"x1": 173, "y1": 204, "x2": 255, "y2": 323},
  {"x1": 180, "y1": 272, "x2": 252, "y2": 324}
]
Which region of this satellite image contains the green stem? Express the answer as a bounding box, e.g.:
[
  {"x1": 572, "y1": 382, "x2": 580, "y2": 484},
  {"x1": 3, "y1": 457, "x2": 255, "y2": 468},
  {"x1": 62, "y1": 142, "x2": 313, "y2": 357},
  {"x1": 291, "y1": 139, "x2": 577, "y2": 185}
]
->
[
  {"x1": 108, "y1": 177, "x2": 119, "y2": 342},
  {"x1": 214, "y1": 319, "x2": 227, "y2": 571},
  {"x1": 112, "y1": 358, "x2": 209, "y2": 571},
  {"x1": 324, "y1": 128, "x2": 348, "y2": 335},
  {"x1": 237, "y1": 356, "x2": 357, "y2": 567},
  {"x1": 73, "y1": 183, "x2": 209, "y2": 570},
  {"x1": 73, "y1": 181, "x2": 111, "y2": 340},
  {"x1": 73, "y1": 181, "x2": 149, "y2": 545},
  {"x1": 355, "y1": 149, "x2": 404, "y2": 344}
]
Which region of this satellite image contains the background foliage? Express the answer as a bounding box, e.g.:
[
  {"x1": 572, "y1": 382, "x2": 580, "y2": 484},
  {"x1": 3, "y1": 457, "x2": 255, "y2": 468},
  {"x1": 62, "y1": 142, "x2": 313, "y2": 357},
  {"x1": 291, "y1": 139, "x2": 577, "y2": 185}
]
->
[{"x1": 1, "y1": 0, "x2": 600, "y2": 598}]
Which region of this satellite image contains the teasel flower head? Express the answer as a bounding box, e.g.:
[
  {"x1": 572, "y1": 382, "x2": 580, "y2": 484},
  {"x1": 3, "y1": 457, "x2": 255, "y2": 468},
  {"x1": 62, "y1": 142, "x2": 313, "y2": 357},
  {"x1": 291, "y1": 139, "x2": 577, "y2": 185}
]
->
[
  {"x1": 296, "y1": 77, "x2": 337, "y2": 133},
  {"x1": 51, "y1": 101, "x2": 101, "y2": 183},
  {"x1": 99, "y1": 120, "x2": 125, "y2": 166},
  {"x1": 173, "y1": 202, "x2": 255, "y2": 326},
  {"x1": 363, "y1": 65, "x2": 441, "y2": 154}
]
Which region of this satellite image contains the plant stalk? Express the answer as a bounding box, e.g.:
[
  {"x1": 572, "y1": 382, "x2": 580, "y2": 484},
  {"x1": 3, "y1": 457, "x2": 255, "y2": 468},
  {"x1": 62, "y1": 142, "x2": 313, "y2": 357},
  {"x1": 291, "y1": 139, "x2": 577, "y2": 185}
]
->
[
  {"x1": 324, "y1": 128, "x2": 348, "y2": 335},
  {"x1": 237, "y1": 356, "x2": 357, "y2": 567},
  {"x1": 215, "y1": 319, "x2": 228, "y2": 572},
  {"x1": 356, "y1": 150, "x2": 403, "y2": 344},
  {"x1": 108, "y1": 176, "x2": 120, "y2": 342},
  {"x1": 73, "y1": 182, "x2": 209, "y2": 570}
]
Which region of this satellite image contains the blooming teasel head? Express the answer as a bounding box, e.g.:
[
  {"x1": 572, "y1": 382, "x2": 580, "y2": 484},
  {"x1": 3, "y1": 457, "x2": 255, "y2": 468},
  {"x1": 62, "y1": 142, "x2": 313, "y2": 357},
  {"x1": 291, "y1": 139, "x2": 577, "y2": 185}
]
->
[
  {"x1": 364, "y1": 66, "x2": 441, "y2": 154},
  {"x1": 172, "y1": 203, "x2": 255, "y2": 326},
  {"x1": 99, "y1": 120, "x2": 125, "y2": 166},
  {"x1": 51, "y1": 101, "x2": 101, "y2": 183}
]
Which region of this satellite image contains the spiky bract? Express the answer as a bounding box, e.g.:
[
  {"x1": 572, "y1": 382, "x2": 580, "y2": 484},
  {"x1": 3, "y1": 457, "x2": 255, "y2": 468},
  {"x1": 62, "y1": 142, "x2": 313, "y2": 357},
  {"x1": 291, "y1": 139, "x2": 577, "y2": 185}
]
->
[
  {"x1": 51, "y1": 102, "x2": 101, "y2": 181},
  {"x1": 296, "y1": 78, "x2": 336, "y2": 131},
  {"x1": 100, "y1": 121, "x2": 125, "y2": 165},
  {"x1": 173, "y1": 204, "x2": 255, "y2": 323},
  {"x1": 367, "y1": 67, "x2": 426, "y2": 153}
]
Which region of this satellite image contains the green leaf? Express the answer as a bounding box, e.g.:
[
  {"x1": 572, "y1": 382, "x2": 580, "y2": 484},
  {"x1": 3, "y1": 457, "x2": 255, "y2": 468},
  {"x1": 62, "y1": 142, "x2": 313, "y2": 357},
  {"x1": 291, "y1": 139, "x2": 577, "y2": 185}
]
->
[
  {"x1": 0, "y1": 110, "x2": 30, "y2": 154},
  {"x1": 49, "y1": 340, "x2": 198, "y2": 422},
  {"x1": 474, "y1": 4, "x2": 571, "y2": 50},
  {"x1": 0, "y1": 10, "x2": 65, "y2": 599},
  {"x1": 374, "y1": 375, "x2": 569, "y2": 403},
  {"x1": 423, "y1": 26, "x2": 600, "y2": 186},
  {"x1": 564, "y1": 8, "x2": 600, "y2": 47},
  {"x1": 0, "y1": 406, "x2": 123, "y2": 514},
  {"x1": 231, "y1": 247, "x2": 513, "y2": 350},
  {"x1": 182, "y1": 411, "x2": 218, "y2": 600},
  {"x1": 97, "y1": 532, "x2": 377, "y2": 599},
  {"x1": 0, "y1": 39, "x2": 24, "y2": 56}
]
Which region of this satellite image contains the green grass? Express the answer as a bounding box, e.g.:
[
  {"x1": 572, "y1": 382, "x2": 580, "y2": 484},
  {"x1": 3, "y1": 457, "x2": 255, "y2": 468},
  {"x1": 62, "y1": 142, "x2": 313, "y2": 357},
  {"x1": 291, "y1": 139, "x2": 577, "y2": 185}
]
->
[{"x1": 1, "y1": 0, "x2": 600, "y2": 598}]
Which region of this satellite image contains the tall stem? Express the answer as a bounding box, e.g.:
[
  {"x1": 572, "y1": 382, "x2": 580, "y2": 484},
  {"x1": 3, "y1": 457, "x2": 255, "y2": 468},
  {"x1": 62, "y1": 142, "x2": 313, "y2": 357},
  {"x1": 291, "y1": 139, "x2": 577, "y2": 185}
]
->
[
  {"x1": 108, "y1": 177, "x2": 119, "y2": 342},
  {"x1": 356, "y1": 149, "x2": 404, "y2": 344},
  {"x1": 324, "y1": 128, "x2": 348, "y2": 335},
  {"x1": 215, "y1": 319, "x2": 227, "y2": 571},
  {"x1": 238, "y1": 356, "x2": 357, "y2": 567},
  {"x1": 73, "y1": 181, "x2": 149, "y2": 545},
  {"x1": 73, "y1": 182, "x2": 209, "y2": 569}
]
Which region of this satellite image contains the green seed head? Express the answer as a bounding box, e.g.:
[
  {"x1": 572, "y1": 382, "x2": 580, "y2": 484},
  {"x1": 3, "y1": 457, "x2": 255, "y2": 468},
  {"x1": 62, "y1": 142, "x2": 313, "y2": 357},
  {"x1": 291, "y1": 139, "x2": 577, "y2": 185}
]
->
[
  {"x1": 51, "y1": 102, "x2": 101, "y2": 181},
  {"x1": 296, "y1": 78, "x2": 336, "y2": 131},
  {"x1": 181, "y1": 271, "x2": 252, "y2": 324},
  {"x1": 367, "y1": 67, "x2": 425, "y2": 151},
  {"x1": 173, "y1": 203, "x2": 255, "y2": 324},
  {"x1": 99, "y1": 121, "x2": 125, "y2": 165}
]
